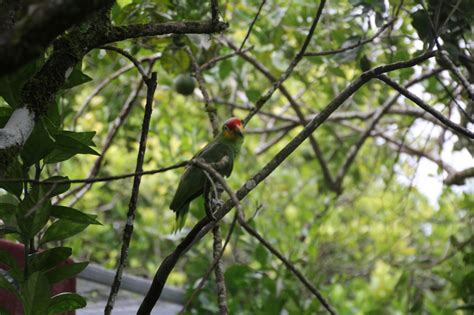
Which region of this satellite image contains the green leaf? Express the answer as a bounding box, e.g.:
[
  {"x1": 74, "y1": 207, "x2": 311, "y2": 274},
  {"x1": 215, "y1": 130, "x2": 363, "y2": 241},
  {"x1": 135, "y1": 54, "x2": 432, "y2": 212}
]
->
[
  {"x1": 62, "y1": 65, "x2": 92, "y2": 90},
  {"x1": 411, "y1": 10, "x2": 433, "y2": 44},
  {"x1": 40, "y1": 176, "x2": 71, "y2": 198},
  {"x1": 219, "y1": 59, "x2": 233, "y2": 80},
  {"x1": 45, "y1": 262, "x2": 88, "y2": 284},
  {"x1": 29, "y1": 247, "x2": 72, "y2": 273},
  {"x1": 0, "y1": 58, "x2": 42, "y2": 108},
  {"x1": 47, "y1": 293, "x2": 86, "y2": 315},
  {"x1": 224, "y1": 265, "x2": 252, "y2": 294},
  {"x1": 116, "y1": 0, "x2": 133, "y2": 8},
  {"x1": 0, "y1": 249, "x2": 21, "y2": 278},
  {"x1": 40, "y1": 220, "x2": 89, "y2": 245},
  {"x1": 246, "y1": 89, "x2": 261, "y2": 103},
  {"x1": 0, "y1": 159, "x2": 23, "y2": 198},
  {"x1": 44, "y1": 131, "x2": 99, "y2": 164},
  {"x1": 16, "y1": 189, "x2": 51, "y2": 239},
  {"x1": 23, "y1": 272, "x2": 51, "y2": 315},
  {"x1": 161, "y1": 46, "x2": 191, "y2": 75},
  {"x1": 21, "y1": 119, "x2": 56, "y2": 166},
  {"x1": 50, "y1": 206, "x2": 101, "y2": 225}
]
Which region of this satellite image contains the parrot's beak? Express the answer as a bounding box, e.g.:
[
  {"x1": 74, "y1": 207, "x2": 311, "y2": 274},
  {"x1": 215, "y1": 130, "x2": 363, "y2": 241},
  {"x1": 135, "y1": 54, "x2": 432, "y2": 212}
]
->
[{"x1": 235, "y1": 124, "x2": 244, "y2": 137}]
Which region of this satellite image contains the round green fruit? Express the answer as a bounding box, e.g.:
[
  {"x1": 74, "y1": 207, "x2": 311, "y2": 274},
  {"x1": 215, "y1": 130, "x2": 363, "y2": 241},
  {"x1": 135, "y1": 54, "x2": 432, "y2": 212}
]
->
[{"x1": 174, "y1": 74, "x2": 196, "y2": 96}]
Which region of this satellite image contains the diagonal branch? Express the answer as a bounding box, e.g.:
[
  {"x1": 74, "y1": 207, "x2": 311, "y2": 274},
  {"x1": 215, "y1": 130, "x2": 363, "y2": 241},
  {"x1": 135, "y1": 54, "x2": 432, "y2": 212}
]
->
[
  {"x1": 242, "y1": 0, "x2": 326, "y2": 125},
  {"x1": 334, "y1": 70, "x2": 442, "y2": 188},
  {"x1": 138, "y1": 50, "x2": 436, "y2": 314},
  {"x1": 377, "y1": 74, "x2": 474, "y2": 138},
  {"x1": 226, "y1": 38, "x2": 339, "y2": 192},
  {"x1": 105, "y1": 72, "x2": 158, "y2": 314}
]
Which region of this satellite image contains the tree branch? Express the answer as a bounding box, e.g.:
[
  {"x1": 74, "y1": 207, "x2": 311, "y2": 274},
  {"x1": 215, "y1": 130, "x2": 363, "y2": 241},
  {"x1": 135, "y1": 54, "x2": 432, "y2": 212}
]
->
[
  {"x1": 105, "y1": 72, "x2": 157, "y2": 314},
  {"x1": 101, "y1": 20, "x2": 228, "y2": 46},
  {"x1": 304, "y1": 19, "x2": 394, "y2": 57},
  {"x1": 0, "y1": 0, "x2": 114, "y2": 75},
  {"x1": 137, "y1": 49, "x2": 436, "y2": 314},
  {"x1": 377, "y1": 74, "x2": 474, "y2": 138}
]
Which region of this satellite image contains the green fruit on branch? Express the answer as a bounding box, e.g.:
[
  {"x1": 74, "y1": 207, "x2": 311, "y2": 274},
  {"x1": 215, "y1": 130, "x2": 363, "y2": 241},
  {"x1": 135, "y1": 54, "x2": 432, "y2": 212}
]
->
[{"x1": 174, "y1": 74, "x2": 196, "y2": 96}]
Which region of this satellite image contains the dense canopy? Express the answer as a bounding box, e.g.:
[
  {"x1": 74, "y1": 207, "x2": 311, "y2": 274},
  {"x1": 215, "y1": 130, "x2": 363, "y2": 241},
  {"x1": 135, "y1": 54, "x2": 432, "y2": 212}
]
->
[{"x1": 0, "y1": 0, "x2": 473, "y2": 314}]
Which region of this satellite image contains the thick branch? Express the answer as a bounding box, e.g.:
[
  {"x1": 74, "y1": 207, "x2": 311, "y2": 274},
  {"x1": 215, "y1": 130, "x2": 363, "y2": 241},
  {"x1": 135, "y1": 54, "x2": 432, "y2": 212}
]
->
[
  {"x1": 101, "y1": 20, "x2": 228, "y2": 45},
  {"x1": 0, "y1": 0, "x2": 114, "y2": 75},
  {"x1": 137, "y1": 50, "x2": 436, "y2": 313}
]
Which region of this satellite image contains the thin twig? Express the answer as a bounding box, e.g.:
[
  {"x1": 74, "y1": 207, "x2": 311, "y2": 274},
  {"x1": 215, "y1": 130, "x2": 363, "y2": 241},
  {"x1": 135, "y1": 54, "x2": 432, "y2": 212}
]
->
[
  {"x1": 199, "y1": 46, "x2": 253, "y2": 71},
  {"x1": 242, "y1": 0, "x2": 327, "y2": 125},
  {"x1": 101, "y1": 45, "x2": 148, "y2": 79},
  {"x1": 377, "y1": 74, "x2": 474, "y2": 138},
  {"x1": 304, "y1": 20, "x2": 394, "y2": 57},
  {"x1": 105, "y1": 72, "x2": 157, "y2": 314},
  {"x1": 239, "y1": 0, "x2": 267, "y2": 51},
  {"x1": 185, "y1": 46, "x2": 220, "y2": 136},
  {"x1": 334, "y1": 69, "x2": 441, "y2": 188}
]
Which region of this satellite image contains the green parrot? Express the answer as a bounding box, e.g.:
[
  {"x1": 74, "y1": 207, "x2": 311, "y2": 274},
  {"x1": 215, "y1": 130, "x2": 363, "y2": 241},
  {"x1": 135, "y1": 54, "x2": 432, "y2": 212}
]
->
[{"x1": 170, "y1": 117, "x2": 245, "y2": 229}]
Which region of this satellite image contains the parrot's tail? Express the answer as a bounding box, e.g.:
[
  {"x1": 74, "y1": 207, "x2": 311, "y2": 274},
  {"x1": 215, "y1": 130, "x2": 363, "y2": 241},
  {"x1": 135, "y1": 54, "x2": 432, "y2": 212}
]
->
[{"x1": 172, "y1": 204, "x2": 189, "y2": 233}]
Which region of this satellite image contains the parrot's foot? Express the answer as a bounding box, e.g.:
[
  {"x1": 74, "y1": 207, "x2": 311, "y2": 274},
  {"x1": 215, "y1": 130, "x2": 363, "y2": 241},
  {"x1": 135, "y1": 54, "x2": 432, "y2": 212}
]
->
[
  {"x1": 212, "y1": 198, "x2": 225, "y2": 209},
  {"x1": 205, "y1": 204, "x2": 217, "y2": 221}
]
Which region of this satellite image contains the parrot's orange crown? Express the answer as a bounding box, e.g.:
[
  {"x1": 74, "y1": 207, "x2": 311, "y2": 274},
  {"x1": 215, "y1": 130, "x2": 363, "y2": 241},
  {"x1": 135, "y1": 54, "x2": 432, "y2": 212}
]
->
[{"x1": 223, "y1": 117, "x2": 244, "y2": 139}]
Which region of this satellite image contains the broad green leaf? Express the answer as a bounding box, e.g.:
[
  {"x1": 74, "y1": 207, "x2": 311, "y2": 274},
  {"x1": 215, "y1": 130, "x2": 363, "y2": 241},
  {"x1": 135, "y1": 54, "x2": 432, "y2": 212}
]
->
[
  {"x1": 0, "y1": 159, "x2": 23, "y2": 198},
  {"x1": 411, "y1": 10, "x2": 433, "y2": 44},
  {"x1": 62, "y1": 65, "x2": 92, "y2": 90},
  {"x1": 40, "y1": 220, "x2": 89, "y2": 245},
  {"x1": 44, "y1": 131, "x2": 99, "y2": 164},
  {"x1": 246, "y1": 89, "x2": 261, "y2": 103},
  {"x1": 21, "y1": 119, "x2": 56, "y2": 166},
  {"x1": 161, "y1": 46, "x2": 191, "y2": 75},
  {"x1": 47, "y1": 293, "x2": 86, "y2": 315},
  {"x1": 22, "y1": 272, "x2": 51, "y2": 315},
  {"x1": 50, "y1": 206, "x2": 101, "y2": 225},
  {"x1": 45, "y1": 262, "x2": 88, "y2": 284},
  {"x1": 16, "y1": 190, "x2": 51, "y2": 239},
  {"x1": 40, "y1": 176, "x2": 71, "y2": 198},
  {"x1": 0, "y1": 249, "x2": 21, "y2": 278},
  {"x1": 116, "y1": 0, "x2": 133, "y2": 8},
  {"x1": 0, "y1": 58, "x2": 42, "y2": 108},
  {"x1": 29, "y1": 247, "x2": 72, "y2": 274}
]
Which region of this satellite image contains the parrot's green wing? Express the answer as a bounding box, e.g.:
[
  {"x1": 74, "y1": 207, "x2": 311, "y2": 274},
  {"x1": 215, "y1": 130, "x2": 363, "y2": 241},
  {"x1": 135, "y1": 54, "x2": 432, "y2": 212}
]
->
[{"x1": 169, "y1": 141, "x2": 235, "y2": 230}]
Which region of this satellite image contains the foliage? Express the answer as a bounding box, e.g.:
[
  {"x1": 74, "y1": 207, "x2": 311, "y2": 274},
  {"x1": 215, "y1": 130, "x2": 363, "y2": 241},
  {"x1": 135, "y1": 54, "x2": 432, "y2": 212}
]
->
[{"x1": 1, "y1": 0, "x2": 473, "y2": 314}]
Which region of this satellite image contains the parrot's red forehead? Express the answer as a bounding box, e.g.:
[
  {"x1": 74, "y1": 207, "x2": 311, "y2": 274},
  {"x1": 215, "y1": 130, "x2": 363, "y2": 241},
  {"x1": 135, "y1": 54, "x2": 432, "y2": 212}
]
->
[{"x1": 224, "y1": 117, "x2": 243, "y2": 128}]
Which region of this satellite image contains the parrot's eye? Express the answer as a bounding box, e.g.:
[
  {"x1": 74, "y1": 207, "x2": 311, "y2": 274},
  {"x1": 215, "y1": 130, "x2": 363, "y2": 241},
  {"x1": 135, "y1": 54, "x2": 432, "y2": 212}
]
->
[{"x1": 223, "y1": 125, "x2": 230, "y2": 131}]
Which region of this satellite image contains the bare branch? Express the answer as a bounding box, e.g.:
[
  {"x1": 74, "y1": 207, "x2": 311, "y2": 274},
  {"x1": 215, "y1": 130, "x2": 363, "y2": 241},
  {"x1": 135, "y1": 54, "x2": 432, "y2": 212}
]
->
[
  {"x1": 377, "y1": 74, "x2": 474, "y2": 138},
  {"x1": 304, "y1": 20, "x2": 394, "y2": 57},
  {"x1": 241, "y1": 0, "x2": 326, "y2": 125},
  {"x1": 239, "y1": 0, "x2": 267, "y2": 51},
  {"x1": 105, "y1": 72, "x2": 158, "y2": 314},
  {"x1": 186, "y1": 47, "x2": 220, "y2": 136},
  {"x1": 100, "y1": 45, "x2": 149, "y2": 79}
]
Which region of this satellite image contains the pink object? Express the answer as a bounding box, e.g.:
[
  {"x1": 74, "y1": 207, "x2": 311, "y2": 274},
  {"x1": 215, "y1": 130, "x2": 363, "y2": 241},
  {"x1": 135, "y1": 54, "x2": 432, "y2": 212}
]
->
[{"x1": 0, "y1": 239, "x2": 76, "y2": 315}]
